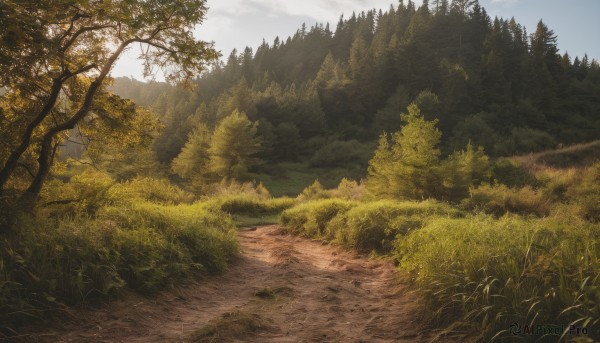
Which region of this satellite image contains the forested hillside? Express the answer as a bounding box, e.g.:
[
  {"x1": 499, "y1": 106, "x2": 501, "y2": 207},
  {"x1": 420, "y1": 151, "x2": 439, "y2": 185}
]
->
[{"x1": 113, "y1": 0, "x2": 600, "y2": 175}]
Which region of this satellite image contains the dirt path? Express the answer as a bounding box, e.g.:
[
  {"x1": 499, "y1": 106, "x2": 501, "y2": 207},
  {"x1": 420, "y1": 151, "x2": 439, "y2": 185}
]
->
[{"x1": 23, "y1": 225, "x2": 462, "y2": 342}]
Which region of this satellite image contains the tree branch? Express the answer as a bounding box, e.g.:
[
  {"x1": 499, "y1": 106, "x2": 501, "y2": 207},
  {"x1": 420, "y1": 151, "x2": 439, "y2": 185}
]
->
[
  {"x1": 62, "y1": 64, "x2": 98, "y2": 81},
  {"x1": 26, "y1": 39, "x2": 135, "y2": 195},
  {"x1": 62, "y1": 24, "x2": 116, "y2": 52},
  {"x1": 16, "y1": 163, "x2": 36, "y2": 179}
]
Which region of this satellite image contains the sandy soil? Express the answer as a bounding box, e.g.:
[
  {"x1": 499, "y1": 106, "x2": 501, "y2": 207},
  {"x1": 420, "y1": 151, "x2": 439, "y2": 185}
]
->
[{"x1": 18, "y1": 225, "x2": 468, "y2": 342}]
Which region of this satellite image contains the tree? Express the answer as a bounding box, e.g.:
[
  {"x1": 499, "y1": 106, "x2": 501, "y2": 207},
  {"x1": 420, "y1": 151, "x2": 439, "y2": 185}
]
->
[
  {"x1": 440, "y1": 143, "x2": 490, "y2": 201},
  {"x1": 367, "y1": 103, "x2": 442, "y2": 199},
  {"x1": 208, "y1": 110, "x2": 262, "y2": 180},
  {"x1": 172, "y1": 124, "x2": 212, "y2": 183},
  {"x1": 0, "y1": 0, "x2": 218, "y2": 202}
]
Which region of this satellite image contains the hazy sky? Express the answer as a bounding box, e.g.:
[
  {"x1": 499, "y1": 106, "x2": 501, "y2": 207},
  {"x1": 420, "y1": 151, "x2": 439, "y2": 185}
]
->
[{"x1": 112, "y1": 0, "x2": 600, "y2": 81}]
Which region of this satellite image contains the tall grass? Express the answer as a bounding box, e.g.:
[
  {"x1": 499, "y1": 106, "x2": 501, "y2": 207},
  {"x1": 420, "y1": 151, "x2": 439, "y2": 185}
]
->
[
  {"x1": 0, "y1": 173, "x2": 239, "y2": 334},
  {"x1": 280, "y1": 198, "x2": 460, "y2": 253},
  {"x1": 397, "y1": 215, "x2": 600, "y2": 340}
]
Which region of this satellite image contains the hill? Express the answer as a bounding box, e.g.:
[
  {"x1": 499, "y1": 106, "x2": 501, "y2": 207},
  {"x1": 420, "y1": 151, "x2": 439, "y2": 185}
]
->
[{"x1": 111, "y1": 0, "x2": 600, "y2": 179}]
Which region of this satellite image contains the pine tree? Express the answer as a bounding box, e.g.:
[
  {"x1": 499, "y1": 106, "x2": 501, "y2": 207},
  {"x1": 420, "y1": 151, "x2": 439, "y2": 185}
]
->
[
  {"x1": 208, "y1": 110, "x2": 262, "y2": 180},
  {"x1": 172, "y1": 123, "x2": 212, "y2": 182},
  {"x1": 367, "y1": 103, "x2": 442, "y2": 199},
  {"x1": 440, "y1": 142, "x2": 490, "y2": 200}
]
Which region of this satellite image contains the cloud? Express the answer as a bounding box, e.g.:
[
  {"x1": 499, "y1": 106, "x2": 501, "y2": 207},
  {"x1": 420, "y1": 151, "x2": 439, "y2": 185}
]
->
[
  {"x1": 205, "y1": 0, "x2": 392, "y2": 23},
  {"x1": 490, "y1": 0, "x2": 519, "y2": 5}
]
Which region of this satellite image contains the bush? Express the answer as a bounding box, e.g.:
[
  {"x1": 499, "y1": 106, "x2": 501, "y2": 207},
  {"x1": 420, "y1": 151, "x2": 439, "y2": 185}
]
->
[
  {"x1": 40, "y1": 169, "x2": 115, "y2": 216},
  {"x1": 296, "y1": 180, "x2": 331, "y2": 202},
  {"x1": 330, "y1": 178, "x2": 365, "y2": 201},
  {"x1": 204, "y1": 195, "x2": 296, "y2": 216},
  {"x1": 462, "y1": 184, "x2": 552, "y2": 217},
  {"x1": 331, "y1": 200, "x2": 460, "y2": 252},
  {"x1": 108, "y1": 177, "x2": 194, "y2": 205},
  {"x1": 281, "y1": 198, "x2": 460, "y2": 253},
  {"x1": 279, "y1": 199, "x2": 357, "y2": 237},
  {"x1": 397, "y1": 215, "x2": 600, "y2": 340},
  {"x1": 491, "y1": 159, "x2": 538, "y2": 188}
]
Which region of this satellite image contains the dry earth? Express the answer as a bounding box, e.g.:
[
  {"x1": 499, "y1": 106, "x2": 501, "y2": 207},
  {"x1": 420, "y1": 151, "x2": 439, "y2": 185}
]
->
[{"x1": 16, "y1": 225, "x2": 470, "y2": 342}]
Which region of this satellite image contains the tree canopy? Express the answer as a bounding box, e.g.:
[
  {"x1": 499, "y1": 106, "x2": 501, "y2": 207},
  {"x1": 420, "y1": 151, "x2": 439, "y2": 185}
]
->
[{"x1": 0, "y1": 0, "x2": 218, "y2": 201}]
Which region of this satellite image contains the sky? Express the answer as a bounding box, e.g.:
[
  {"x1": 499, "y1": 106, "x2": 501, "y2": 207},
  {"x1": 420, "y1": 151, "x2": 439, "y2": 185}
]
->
[{"x1": 111, "y1": 0, "x2": 600, "y2": 81}]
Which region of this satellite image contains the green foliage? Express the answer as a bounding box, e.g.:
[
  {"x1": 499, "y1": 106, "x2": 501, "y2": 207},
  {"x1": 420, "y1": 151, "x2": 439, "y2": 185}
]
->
[
  {"x1": 296, "y1": 180, "x2": 328, "y2": 202},
  {"x1": 208, "y1": 110, "x2": 262, "y2": 180},
  {"x1": 309, "y1": 140, "x2": 366, "y2": 167},
  {"x1": 462, "y1": 184, "x2": 552, "y2": 217},
  {"x1": 0, "y1": 175, "x2": 239, "y2": 330},
  {"x1": 0, "y1": 0, "x2": 219, "y2": 198},
  {"x1": 440, "y1": 143, "x2": 491, "y2": 201},
  {"x1": 206, "y1": 196, "x2": 295, "y2": 217},
  {"x1": 108, "y1": 177, "x2": 194, "y2": 205},
  {"x1": 331, "y1": 200, "x2": 458, "y2": 253},
  {"x1": 171, "y1": 123, "x2": 212, "y2": 184},
  {"x1": 397, "y1": 215, "x2": 600, "y2": 340},
  {"x1": 110, "y1": 3, "x2": 600, "y2": 175},
  {"x1": 367, "y1": 103, "x2": 442, "y2": 200},
  {"x1": 330, "y1": 178, "x2": 365, "y2": 201},
  {"x1": 494, "y1": 127, "x2": 558, "y2": 156},
  {"x1": 280, "y1": 198, "x2": 460, "y2": 252},
  {"x1": 279, "y1": 199, "x2": 357, "y2": 237}
]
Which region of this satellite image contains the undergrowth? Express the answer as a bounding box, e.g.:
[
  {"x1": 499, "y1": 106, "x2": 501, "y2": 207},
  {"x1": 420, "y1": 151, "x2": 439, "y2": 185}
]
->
[
  {"x1": 279, "y1": 161, "x2": 600, "y2": 340},
  {"x1": 0, "y1": 172, "x2": 239, "y2": 335}
]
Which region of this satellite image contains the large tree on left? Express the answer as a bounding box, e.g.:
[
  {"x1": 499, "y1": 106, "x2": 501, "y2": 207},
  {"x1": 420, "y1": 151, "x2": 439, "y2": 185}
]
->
[{"x1": 0, "y1": 0, "x2": 218, "y2": 201}]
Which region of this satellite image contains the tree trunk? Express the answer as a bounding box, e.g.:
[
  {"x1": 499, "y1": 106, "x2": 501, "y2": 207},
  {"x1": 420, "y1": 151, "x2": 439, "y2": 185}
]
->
[
  {"x1": 0, "y1": 78, "x2": 64, "y2": 192},
  {"x1": 24, "y1": 40, "x2": 132, "y2": 200}
]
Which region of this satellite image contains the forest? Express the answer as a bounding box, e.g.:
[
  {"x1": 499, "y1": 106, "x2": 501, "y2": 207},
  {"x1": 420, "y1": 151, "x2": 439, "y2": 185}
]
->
[{"x1": 1, "y1": 0, "x2": 599, "y2": 341}]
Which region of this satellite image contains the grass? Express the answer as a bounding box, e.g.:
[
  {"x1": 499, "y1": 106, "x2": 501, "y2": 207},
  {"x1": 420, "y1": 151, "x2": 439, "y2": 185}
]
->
[
  {"x1": 256, "y1": 162, "x2": 366, "y2": 197},
  {"x1": 233, "y1": 214, "x2": 279, "y2": 227},
  {"x1": 280, "y1": 198, "x2": 460, "y2": 253},
  {"x1": 0, "y1": 173, "x2": 240, "y2": 334},
  {"x1": 512, "y1": 140, "x2": 600, "y2": 169},
  {"x1": 279, "y1": 171, "x2": 600, "y2": 341},
  {"x1": 397, "y1": 214, "x2": 600, "y2": 341}
]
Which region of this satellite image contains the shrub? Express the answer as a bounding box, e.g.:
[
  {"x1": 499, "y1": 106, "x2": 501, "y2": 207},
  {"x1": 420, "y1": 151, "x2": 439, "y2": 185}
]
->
[
  {"x1": 40, "y1": 169, "x2": 115, "y2": 216},
  {"x1": 462, "y1": 184, "x2": 552, "y2": 217},
  {"x1": 212, "y1": 196, "x2": 296, "y2": 215},
  {"x1": 108, "y1": 177, "x2": 194, "y2": 205},
  {"x1": 279, "y1": 199, "x2": 357, "y2": 237},
  {"x1": 330, "y1": 200, "x2": 460, "y2": 252},
  {"x1": 296, "y1": 180, "x2": 331, "y2": 202},
  {"x1": 281, "y1": 198, "x2": 460, "y2": 253},
  {"x1": 206, "y1": 180, "x2": 271, "y2": 199},
  {"x1": 491, "y1": 159, "x2": 538, "y2": 188},
  {"x1": 330, "y1": 178, "x2": 365, "y2": 201}
]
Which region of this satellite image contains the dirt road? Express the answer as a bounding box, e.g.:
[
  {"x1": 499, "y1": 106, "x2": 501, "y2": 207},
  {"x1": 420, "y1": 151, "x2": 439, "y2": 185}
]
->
[{"x1": 24, "y1": 225, "x2": 459, "y2": 342}]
